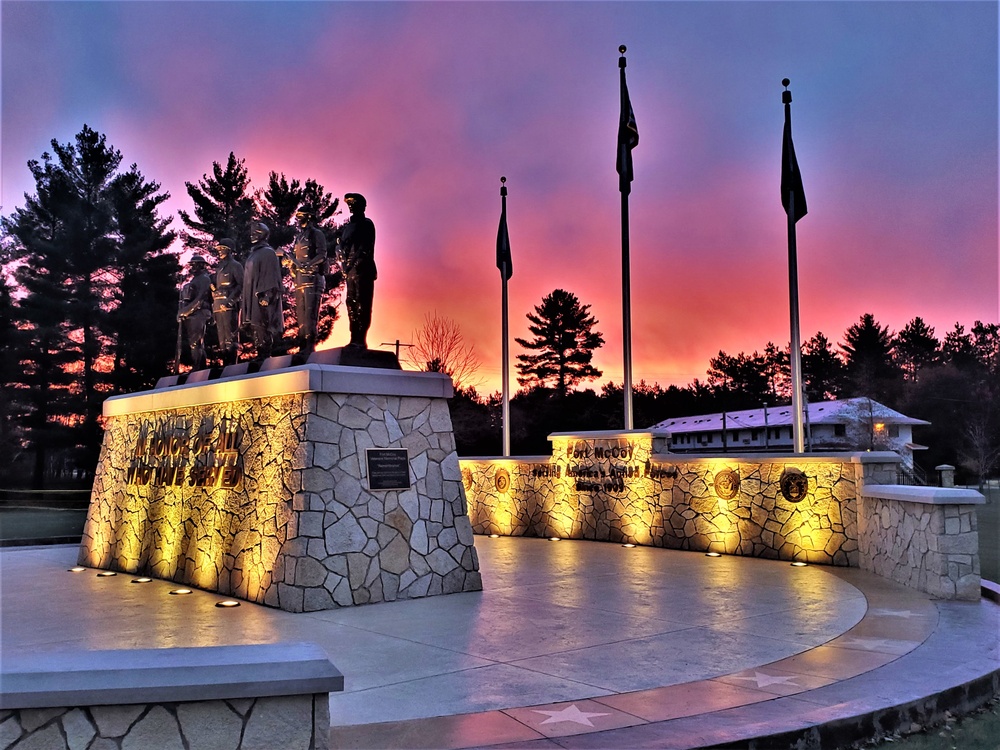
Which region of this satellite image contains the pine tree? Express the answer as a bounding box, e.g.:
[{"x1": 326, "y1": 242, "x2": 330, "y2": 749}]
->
[
  {"x1": 107, "y1": 165, "x2": 179, "y2": 391},
  {"x1": 515, "y1": 289, "x2": 604, "y2": 396},
  {"x1": 706, "y1": 350, "x2": 773, "y2": 409},
  {"x1": 2, "y1": 125, "x2": 178, "y2": 485},
  {"x1": 840, "y1": 313, "x2": 902, "y2": 402},
  {"x1": 894, "y1": 317, "x2": 939, "y2": 381},
  {"x1": 801, "y1": 332, "x2": 845, "y2": 401},
  {"x1": 179, "y1": 152, "x2": 256, "y2": 255}
]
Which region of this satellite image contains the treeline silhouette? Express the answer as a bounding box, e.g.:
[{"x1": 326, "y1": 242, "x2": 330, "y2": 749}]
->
[{"x1": 451, "y1": 314, "x2": 999, "y2": 486}]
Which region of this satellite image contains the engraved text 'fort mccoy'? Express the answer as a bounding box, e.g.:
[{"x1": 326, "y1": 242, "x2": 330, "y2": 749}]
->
[
  {"x1": 126, "y1": 417, "x2": 243, "y2": 488},
  {"x1": 561, "y1": 438, "x2": 677, "y2": 493}
]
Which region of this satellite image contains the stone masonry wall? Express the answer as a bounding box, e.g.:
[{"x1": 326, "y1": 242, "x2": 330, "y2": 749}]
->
[
  {"x1": 0, "y1": 694, "x2": 329, "y2": 750},
  {"x1": 462, "y1": 435, "x2": 863, "y2": 565},
  {"x1": 276, "y1": 392, "x2": 481, "y2": 610},
  {"x1": 858, "y1": 494, "x2": 982, "y2": 600},
  {"x1": 80, "y1": 386, "x2": 481, "y2": 611}
]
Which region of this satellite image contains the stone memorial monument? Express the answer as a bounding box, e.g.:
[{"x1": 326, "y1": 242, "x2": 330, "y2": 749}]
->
[
  {"x1": 79, "y1": 364, "x2": 482, "y2": 610},
  {"x1": 79, "y1": 208, "x2": 482, "y2": 611}
]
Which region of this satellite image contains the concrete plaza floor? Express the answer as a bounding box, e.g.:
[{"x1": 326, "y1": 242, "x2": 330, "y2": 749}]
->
[{"x1": 1, "y1": 538, "x2": 998, "y2": 749}]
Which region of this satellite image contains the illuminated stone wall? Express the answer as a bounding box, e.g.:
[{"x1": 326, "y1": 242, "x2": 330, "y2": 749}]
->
[
  {"x1": 458, "y1": 432, "x2": 903, "y2": 566},
  {"x1": 80, "y1": 366, "x2": 482, "y2": 610}
]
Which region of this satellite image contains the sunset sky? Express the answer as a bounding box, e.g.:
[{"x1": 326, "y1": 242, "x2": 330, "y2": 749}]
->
[{"x1": 3, "y1": 1, "x2": 997, "y2": 395}]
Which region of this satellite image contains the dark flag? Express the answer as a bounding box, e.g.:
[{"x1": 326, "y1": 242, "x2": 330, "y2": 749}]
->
[
  {"x1": 617, "y1": 54, "x2": 639, "y2": 195},
  {"x1": 781, "y1": 92, "x2": 807, "y2": 223},
  {"x1": 496, "y1": 179, "x2": 512, "y2": 280}
]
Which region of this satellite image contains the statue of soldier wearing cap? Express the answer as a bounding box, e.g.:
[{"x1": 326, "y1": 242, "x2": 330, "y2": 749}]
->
[
  {"x1": 211, "y1": 238, "x2": 243, "y2": 364},
  {"x1": 285, "y1": 206, "x2": 327, "y2": 354},
  {"x1": 241, "y1": 222, "x2": 283, "y2": 359},
  {"x1": 177, "y1": 254, "x2": 214, "y2": 371},
  {"x1": 337, "y1": 193, "x2": 376, "y2": 348}
]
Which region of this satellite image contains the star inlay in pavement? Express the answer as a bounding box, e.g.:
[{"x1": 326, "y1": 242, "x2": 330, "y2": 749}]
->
[
  {"x1": 532, "y1": 704, "x2": 611, "y2": 726},
  {"x1": 729, "y1": 671, "x2": 801, "y2": 688},
  {"x1": 868, "y1": 608, "x2": 920, "y2": 618}
]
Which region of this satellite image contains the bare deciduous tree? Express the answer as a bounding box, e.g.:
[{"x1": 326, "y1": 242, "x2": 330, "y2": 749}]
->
[{"x1": 406, "y1": 312, "x2": 482, "y2": 391}]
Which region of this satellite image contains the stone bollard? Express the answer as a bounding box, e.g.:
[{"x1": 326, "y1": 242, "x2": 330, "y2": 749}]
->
[{"x1": 936, "y1": 464, "x2": 956, "y2": 488}]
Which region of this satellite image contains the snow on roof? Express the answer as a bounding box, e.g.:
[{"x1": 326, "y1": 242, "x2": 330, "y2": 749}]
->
[{"x1": 648, "y1": 397, "x2": 930, "y2": 434}]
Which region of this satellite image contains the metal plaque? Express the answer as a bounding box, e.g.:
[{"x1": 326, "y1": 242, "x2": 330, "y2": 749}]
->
[{"x1": 366, "y1": 449, "x2": 411, "y2": 490}]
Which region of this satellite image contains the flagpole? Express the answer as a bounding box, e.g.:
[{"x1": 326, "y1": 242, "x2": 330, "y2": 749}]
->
[
  {"x1": 498, "y1": 177, "x2": 511, "y2": 457},
  {"x1": 783, "y1": 79, "x2": 805, "y2": 454},
  {"x1": 619, "y1": 45, "x2": 635, "y2": 431}
]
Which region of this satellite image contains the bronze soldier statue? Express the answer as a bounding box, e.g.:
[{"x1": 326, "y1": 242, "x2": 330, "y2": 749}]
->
[
  {"x1": 338, "y1": 193, "x2": 376, "y2": 348},
  {"x1": 211, "y1": 238, "x2": 243, "y2": 365},
  {"x1": 286, "y1": 208, "x2": 327, "y2": 354},
  {"x1": 177, "y1": 254, "x2": 214, "y2": 371},
  {"x1": 241, "y1": 222, "x2": 283, "y2": 359}
]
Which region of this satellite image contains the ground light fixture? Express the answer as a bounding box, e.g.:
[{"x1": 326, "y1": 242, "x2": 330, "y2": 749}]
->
[
  {"x1": 548, "y1": 537, "x2": 561, "y2": 541},
  {"x1": 131, "y1": 577, "x2": 152, "y2": 583},
  {"x1": 215, "y1": 600, "x2": 241, "y2": 608},
  {"x1": 488, "y1": 534, "x2": 500, "y2": 538},
  {"x1": 705, "y1": 552, "x2": 722, "y2": 558},
  {"x1": 68, "y1": 567, "x2": 86, "y2": 573},
  {"x1": 96, "y1": 571, "x2": 117, "y2": 577},
  {"x1": 169, "y1": 588, "x2": 193, "y2": 595},
  {"x1": 790, "y1": 561, "x2": 808, "y2": 567},
  {"x1": 622, "y1": 543, "x2": 636, "y2": 548}
]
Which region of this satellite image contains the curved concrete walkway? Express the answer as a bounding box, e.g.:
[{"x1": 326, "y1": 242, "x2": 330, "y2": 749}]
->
[{"x1": 1, "y1": 538, "x2": 997, "y2": 749}]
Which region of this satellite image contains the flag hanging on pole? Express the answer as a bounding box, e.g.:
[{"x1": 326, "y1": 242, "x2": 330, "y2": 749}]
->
[
  {"x1": 781, "y1": 83, "x2": 807, "y2": 223},
  {"x1": 617, "y1": 52, "x2": 639, "y2": 195},
  {"x1": 496, "y1": 179, "x2": 512, "y2": 280}
]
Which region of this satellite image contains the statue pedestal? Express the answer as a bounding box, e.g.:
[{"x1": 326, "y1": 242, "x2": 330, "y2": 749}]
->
[{"x1": 79, "y1": 364, "x2": 482, "y2": 611}]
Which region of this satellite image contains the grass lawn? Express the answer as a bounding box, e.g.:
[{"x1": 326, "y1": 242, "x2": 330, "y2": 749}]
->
[
  {"x1": 974, "y1": 485, "x2": 999, "y2": 583},
  {"x1": 864, "y1": 698, "x2": 1000, "y2": 749}
]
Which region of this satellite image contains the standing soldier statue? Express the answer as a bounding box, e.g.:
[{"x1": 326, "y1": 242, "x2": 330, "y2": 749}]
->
[
  {"x1": 241, "y1": 222, "x2": 283, "y2": 359},
  {"x1": 211, "y1": 238, "x2": 243, "y2": 365},
  {"x1": 177, "y1": 254, "x2": 214, "y2": 371},
  {"x1": 338, "y1": 193, "x2": 376, "y2": 349},
  {"x1": 286, "y1": 207, "x2": 328, "y2": 354}
]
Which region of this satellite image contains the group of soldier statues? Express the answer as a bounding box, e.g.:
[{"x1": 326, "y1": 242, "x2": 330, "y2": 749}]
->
[{"x1": 177, "y1": 193, "x2": 376, "y2": 370}]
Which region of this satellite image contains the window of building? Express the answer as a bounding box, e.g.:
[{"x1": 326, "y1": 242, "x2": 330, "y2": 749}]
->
[{"x1": 834, "y1": 424, "x2": 846, "y2": 437}]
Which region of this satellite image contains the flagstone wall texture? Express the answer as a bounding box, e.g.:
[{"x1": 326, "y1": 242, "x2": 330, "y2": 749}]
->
[
  {"x1": 79, "y1": 367, "x2": 482, "y2": 611},
  {"x1": 461, "y1": 434, "x2": 911, "y2": 567},
  {"x1": 858, "y1": 487, "x2": 984, "y2": 601},
  {"x1": 0, "y1": 694, "x2": 330, "y2": 750}
]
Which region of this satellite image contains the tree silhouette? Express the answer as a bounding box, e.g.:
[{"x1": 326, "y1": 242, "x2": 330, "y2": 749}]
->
[
  {"x1": 179, "y1": 152, "x2": 255, "y2": 256},
  {"x1": 515, "y1": 289, "x2": 604, "y2": 396},
  {"x1": 2, "y1": 125, "x2": 176, "y2": 484},
  {"x1": 801, "y1": 332, "x2": 845, "y2": 401},
  {"x1": 840, "y1": 313, "x2": 902, "y2": 401},
  {"x1": 894, "y1": 317, "x2": 939, "y2": 381},
  {"x1": 406, "y1": 312, "x2": 482, "y2": 391}
]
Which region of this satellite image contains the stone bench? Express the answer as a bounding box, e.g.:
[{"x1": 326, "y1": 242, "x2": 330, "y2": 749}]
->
[
  {"x1": 859, "y1": 485, "x2": 986, "y2": 600},
  {"x1": 0, "y1": 642, "x2": 342, "y2": 750}
]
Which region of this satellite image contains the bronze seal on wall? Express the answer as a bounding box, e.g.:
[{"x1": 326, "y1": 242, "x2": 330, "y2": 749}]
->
[
  {"x1": 495, "y1": 467, "x2": 511, "y2": 494},
  {"x1": 780, "y1": 468, "x2": 809, "y2": 503},
  {"x1": 713, "y1": 469, "x2": 741, "y2": 500}
]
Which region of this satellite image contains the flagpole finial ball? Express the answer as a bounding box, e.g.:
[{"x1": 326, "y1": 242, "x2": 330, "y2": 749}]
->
[
  {"x1": 500, "y1": 176, "x2": 506, "y2": 184},
  {"x1": 782, "y1": 78, "x2": 790, "y2": 88},
  {"x1": 619, "y1": 45, "x2": 627, "y2": 55}
]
